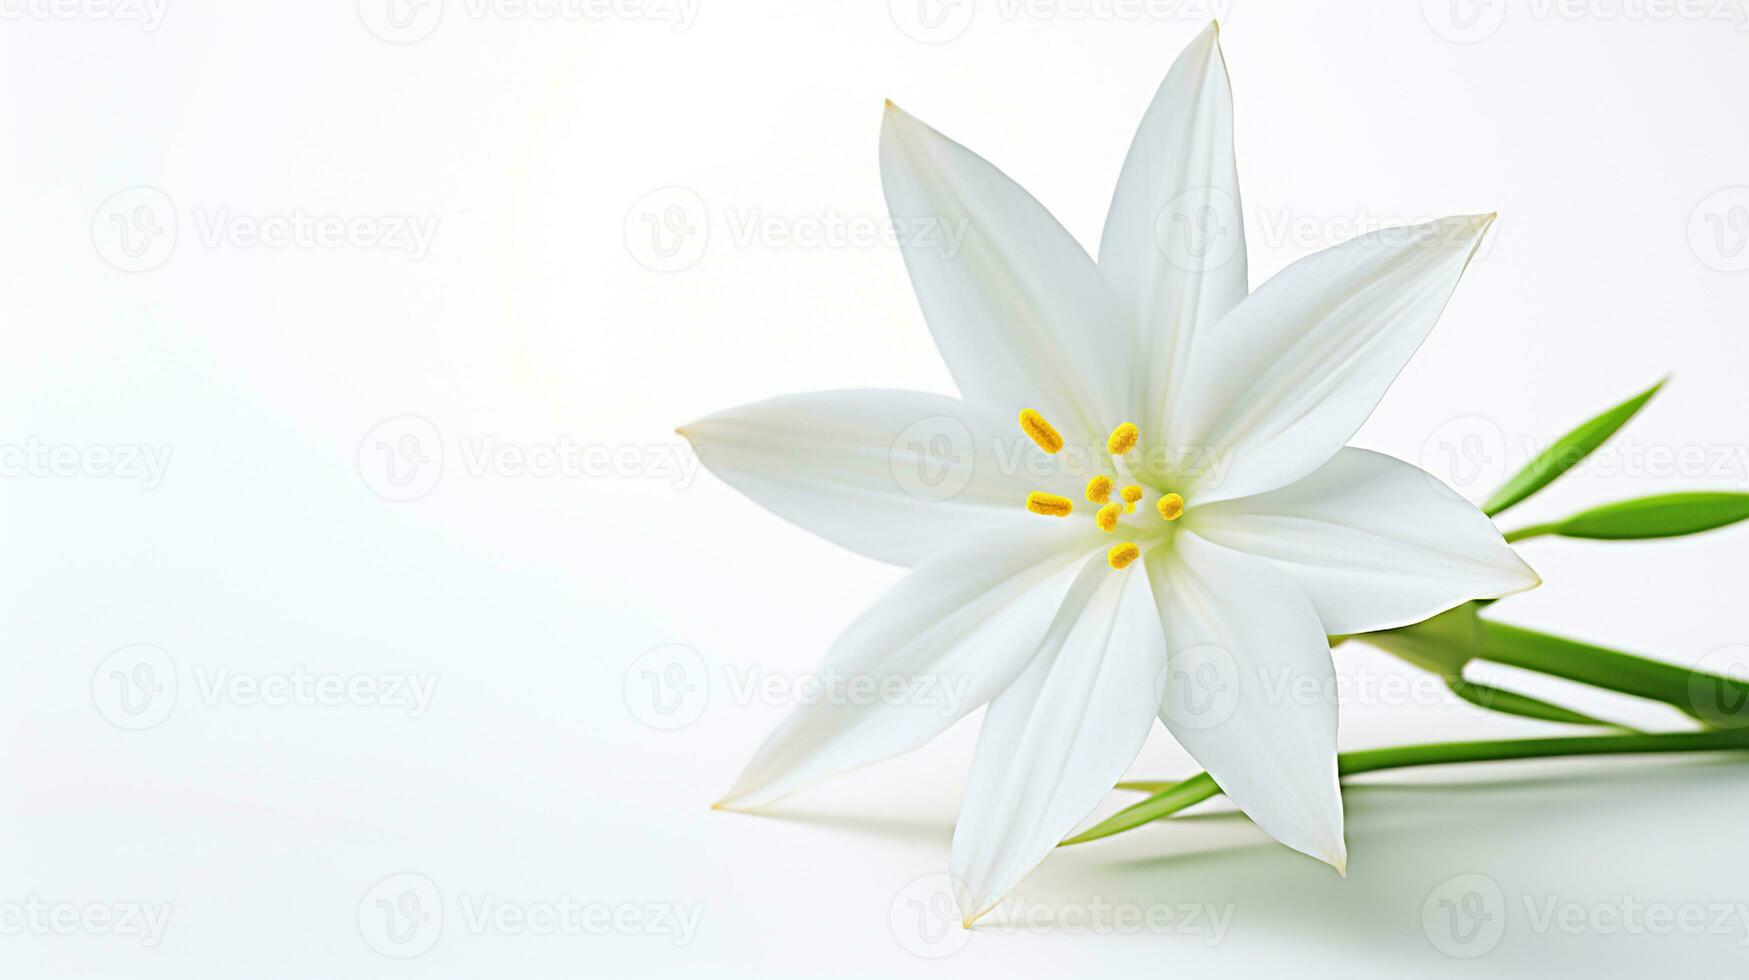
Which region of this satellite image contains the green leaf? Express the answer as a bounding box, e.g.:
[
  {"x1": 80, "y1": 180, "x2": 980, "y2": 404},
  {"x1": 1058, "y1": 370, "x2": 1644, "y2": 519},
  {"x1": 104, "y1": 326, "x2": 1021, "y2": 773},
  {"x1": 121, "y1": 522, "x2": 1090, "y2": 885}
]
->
[
  {"x1": 1477, "y1": 621, "x2": 1749, "y2": 725},
  {"x1": 1446, "y1": 678, "x2": 1627, "y2": 729},
  {"x1": 1060, "y1": 774, "x2": 1220, "y2": 846},
  {"x1": 1510, "y1": 492, "x2": 1749, "y2": 542},
  {"x1": 1483, "y1": 378, "x2": 1665, "y2": 517},
  {"x1": 1114, "y1": 781, "x2": 1176, "y2": 794},
  {"x1": 1064, "y1": 729, "x2": 1749, "y2": 848}
]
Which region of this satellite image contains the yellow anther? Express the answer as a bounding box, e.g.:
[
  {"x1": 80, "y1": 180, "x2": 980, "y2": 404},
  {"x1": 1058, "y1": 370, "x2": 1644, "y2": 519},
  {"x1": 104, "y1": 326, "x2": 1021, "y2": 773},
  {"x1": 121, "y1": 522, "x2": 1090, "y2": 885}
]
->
[
  {"x1": 1157, "y1": 492, "x2": 1185, "y2": 521},
  {"x1": 1025, "y1": 491, "x2": 1072, "y2": 518},
  {"x1": 1106, "y1": 423, "x2": 1139, "y2": 455},
  {"x1": 1019, "y1": 409, "x2": 1063, "y2": 454},
  {"x1": 1085, "y1": 475, "x2": 1113, "y2": 504},
  {"x1": 1095, "y1": 502, "x2": 1121, "y2": 532},
  {"x1": 1107, "y1": 542, "x2": 1141, "y2": 569},
  {"x1": 1120, "y1": 485, "x2": 1143, "y2": 504}
]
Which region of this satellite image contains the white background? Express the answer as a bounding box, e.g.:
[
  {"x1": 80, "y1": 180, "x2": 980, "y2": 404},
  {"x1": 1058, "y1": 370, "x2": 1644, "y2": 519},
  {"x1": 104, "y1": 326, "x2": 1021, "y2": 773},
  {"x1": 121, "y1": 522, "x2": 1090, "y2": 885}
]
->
[{"x1": 3, "y1": 0, "x2": 1749, "y2": 975}]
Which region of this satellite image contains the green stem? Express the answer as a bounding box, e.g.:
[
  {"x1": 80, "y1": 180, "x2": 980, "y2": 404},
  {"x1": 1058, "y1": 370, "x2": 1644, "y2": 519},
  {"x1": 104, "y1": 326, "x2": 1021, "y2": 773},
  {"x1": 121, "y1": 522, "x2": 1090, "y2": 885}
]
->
[
  {"x1": 1503, "y1": 522, "x2": 1561, "y2": 543},
  {"x1": 1477, "y1": 621, "x2": 1742, "y2": 723},
  {"x1": 1062, "y1": 729, "x2": 1749, "y2": 847},
  {"x1": 1445, "y1": 677, "x2": 1630, "y2": 729}
]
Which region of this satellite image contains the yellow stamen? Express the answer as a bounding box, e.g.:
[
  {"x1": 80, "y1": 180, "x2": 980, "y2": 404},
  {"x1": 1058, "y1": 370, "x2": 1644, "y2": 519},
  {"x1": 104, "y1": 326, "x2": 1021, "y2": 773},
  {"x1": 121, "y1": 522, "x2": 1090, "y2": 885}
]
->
[
  {"x1": 1018, "y1": 409, "x2": 1063, "y2": 454},
  {"x1": 1095, "y1": 502, "x2": 1121, "y2": 532},
  {"x1": 1106, "y1": 423, "x2": 1139, "y2": 455},
  {"x1": 1107, "y1": 542, "x2": 1141, "y2": 569},
  {"x1": 1085, "y1": 475, "x2": 1113, "y2": 504},
  {"x1": 1157, "y1": 492, "x2": 1185, "y2": 521},
  {"x1": 1025, "y1": 491, "x2": 1072, "y2": 518},
  {"x1": 1120, "y1": 485, "x2": 1143, "y2": 504}
]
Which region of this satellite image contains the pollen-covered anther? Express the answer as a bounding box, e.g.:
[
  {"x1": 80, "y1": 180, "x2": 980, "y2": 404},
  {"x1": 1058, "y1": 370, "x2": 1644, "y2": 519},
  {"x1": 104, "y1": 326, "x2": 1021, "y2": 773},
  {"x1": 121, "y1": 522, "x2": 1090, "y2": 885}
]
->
[
  {"x1": 1157, "y1": 492, "x2": 1185, "y2": 521},
  {"x1": 1018, "y1": 409, "x2": 1064, "y2": 454},
  {"x1": 1120, "y1": 484, "x2": 1143, "y2": 514},
  {"x1": 1085, "y1": 475, "x2": 1113, "y2": 504},
  {"x1": 1025, "y1": 491, "x2": 1073, "y2": 518},
  {"x1": 1107, "y1": 542, "x2": 1141, "y2": 569},
  {"x1": 1095, "y1": 502, "x2": 1121, "y2": 532},
  {"x1": 1106, "y1": 423, "x2": 1139, "y2": 456}
]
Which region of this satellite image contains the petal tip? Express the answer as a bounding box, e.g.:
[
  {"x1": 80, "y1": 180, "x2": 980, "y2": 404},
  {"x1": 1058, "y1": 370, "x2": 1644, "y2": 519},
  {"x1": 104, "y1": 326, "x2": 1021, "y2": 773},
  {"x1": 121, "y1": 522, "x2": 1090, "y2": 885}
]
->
[
  {"x1": 1325, "y1": 841, "x2": 1349, "y2": 877},
  {"x1": 711, "y1": 789, "x2": 762, "y2": 813},
  {"x1": 1448, "y1": 211, "x2": 1495, "y2": 234}
]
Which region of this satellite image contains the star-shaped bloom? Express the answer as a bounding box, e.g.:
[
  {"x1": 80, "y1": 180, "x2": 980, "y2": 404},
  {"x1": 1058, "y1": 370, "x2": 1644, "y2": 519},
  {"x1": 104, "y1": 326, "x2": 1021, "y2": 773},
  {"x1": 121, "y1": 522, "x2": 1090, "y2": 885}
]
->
[{"x1": 680, "y1": 23, "x2": 1538, "y2": 924}]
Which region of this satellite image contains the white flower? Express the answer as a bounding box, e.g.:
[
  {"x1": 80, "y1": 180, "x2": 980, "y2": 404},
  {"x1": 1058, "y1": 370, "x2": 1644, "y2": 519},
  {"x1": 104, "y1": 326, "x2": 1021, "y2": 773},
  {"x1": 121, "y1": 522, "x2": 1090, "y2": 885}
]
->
[{"x1": 680, "y1": 23, "x2": 1538, "y2": 924}]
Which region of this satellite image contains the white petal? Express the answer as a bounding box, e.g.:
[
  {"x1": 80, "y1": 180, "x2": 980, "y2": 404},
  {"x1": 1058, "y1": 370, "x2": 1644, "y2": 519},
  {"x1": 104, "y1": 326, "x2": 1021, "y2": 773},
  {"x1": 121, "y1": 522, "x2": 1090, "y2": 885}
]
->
[
  {"x1": 1099, "y1": 21, "x2": 1248, "y2": 439},
  {"x1": 1170, "y1": 214, "x2": 1496, "y2": 503},
  {"x1": 1149, "y1": 531, "x2": 1346, "y2": 872},
  {"x1": 1189, "y1": 448, "x2": 1540, "y2": 635},
  {"x1": 681, "y1": 389, "x2": 1078, "y2": 567},
  {"x1": 951, "y1": 558, "x2": 1165, "y2": 923},
  {"x1": 881, "y1": 103, "x2": 1132, "y2": 447},
  {"x1": 716, "y1": 526, "x2": 1096, "y2": 810}
]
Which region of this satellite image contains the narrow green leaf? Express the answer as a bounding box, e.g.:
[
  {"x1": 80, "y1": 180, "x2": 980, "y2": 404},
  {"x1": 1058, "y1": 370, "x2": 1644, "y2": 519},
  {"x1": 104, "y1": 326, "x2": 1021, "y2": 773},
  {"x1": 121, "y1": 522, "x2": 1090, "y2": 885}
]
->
[
  {"x1": 1064, "y1": 729, "x2": 1749, "y2": 847},
  {"x1": 1114, "y1": 781, "x2": 1176, "y2": 794},
  {"x1": 1477, "y1": 621, "x2": 1749, "y2": 725},
  {"x1": 1061, "y1": 774, "x2": 1220, "y2": 846},
  {"x1": 1524, "y1": 492, "x2": 1749, "y2": 541},
  {"x1": 1482, "y1": 378, "x2": 1665, "y2": 517},
  {"x1": 1446, "y1": 678, "x2": 1627, "y2": 729}
]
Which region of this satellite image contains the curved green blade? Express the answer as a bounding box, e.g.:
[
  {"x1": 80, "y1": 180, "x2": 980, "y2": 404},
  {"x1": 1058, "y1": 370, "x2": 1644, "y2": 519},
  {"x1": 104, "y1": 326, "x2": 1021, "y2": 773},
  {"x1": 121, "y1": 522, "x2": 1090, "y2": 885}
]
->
[
  {"x1": 1507, "y1": 492, "x2": 1749, "y2": 542},
  {"x1": 1483, "y1": 378, "x2": 1664, "y2": 517},
  {"x1": 1063, "y1": 729, "x2": 1749, "y2": 848}
]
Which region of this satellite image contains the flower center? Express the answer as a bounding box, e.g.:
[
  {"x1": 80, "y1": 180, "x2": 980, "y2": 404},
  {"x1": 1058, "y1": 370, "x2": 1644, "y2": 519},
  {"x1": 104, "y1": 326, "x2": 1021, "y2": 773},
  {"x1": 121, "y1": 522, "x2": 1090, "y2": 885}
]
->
[{"x1": 1017, "y1": 409, "x2": 1184, "y2": 568}]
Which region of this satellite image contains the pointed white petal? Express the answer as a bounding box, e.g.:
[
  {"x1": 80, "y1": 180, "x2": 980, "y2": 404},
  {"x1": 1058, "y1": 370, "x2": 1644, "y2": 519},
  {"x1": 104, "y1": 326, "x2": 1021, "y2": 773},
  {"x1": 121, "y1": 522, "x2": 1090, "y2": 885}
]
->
[
  {"x1": 716, "y1": 527, "x2": 1097, "y2": 810},
  {"x1": 1189, "y1": 448, "x2": 1540, "y2": 635},
  {"x1": 1171, "y1": 214, "x2": 1496, "y2": 503},
  {"x1": 1149, "y1": 531, "x2": 1346, "y2": 871},
  {"x1": 951, "y1": 559, "x2": 1165, "y2": 922},
  {"x1": 1099, "y1": 21, "x2": 1248, "y2": 438},
  {"x1": 682, "y1": 389, "x2": 1077, "y2": 567},
  {"x1": 881, "y1": 103, "x2": 1132, "y2": 446}
]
